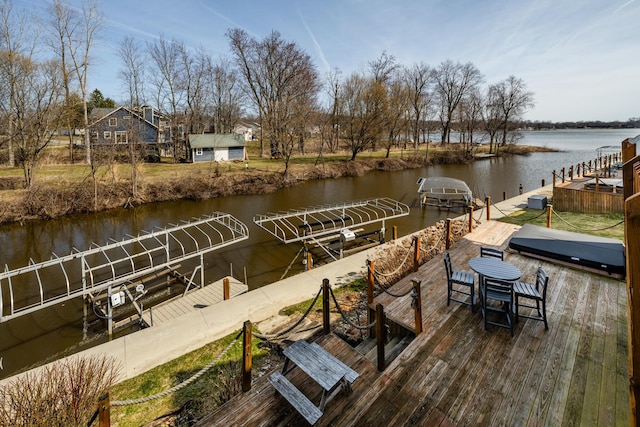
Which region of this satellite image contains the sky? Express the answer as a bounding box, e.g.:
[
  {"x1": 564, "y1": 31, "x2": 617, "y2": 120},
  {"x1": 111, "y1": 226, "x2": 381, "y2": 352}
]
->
[{"x1": 14, "y1": 0, "x2": 640, "y2": 122}]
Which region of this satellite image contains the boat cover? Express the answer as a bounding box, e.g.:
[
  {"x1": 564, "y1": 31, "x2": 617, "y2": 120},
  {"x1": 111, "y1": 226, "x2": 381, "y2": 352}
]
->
[{"x1": 508, "y1": 224, "x2": 625, "y2": 279}]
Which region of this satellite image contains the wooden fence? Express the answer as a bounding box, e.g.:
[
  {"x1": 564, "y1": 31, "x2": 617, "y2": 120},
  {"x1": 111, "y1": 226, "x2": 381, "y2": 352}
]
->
[
  {"x1": 623, "y1": 136, "x2": 640, "y2": 426},
  {"x1": 552, "y1": 186, "x2": 624, "y2": 214}
]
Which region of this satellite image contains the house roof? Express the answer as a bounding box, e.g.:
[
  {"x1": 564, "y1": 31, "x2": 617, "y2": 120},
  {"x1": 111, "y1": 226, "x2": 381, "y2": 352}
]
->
[
  {"x1": 189, "y1": 134, "x2": 246, "y2": 149},
  {"x1": 89, "y1": 106, "x2": 158, "y2": 129}
]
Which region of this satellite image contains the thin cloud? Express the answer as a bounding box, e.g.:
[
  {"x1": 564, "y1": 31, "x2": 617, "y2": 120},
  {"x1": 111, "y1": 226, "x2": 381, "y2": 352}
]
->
[{"x1": 297, "y1": 8, "x2": 331, "y2": 73}]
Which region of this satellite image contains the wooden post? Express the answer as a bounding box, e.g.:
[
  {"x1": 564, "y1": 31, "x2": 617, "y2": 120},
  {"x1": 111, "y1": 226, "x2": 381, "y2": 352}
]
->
[
  {"x1": 322, "y1": 279, "x2": 330, "y2": 335},
  {"x1": 596, "y1": 172, "x2": 600, "y2": 192},
  {"x1": 413, "y1": 236, "x2": 421, "y2": 272},
  {"x1": 552, "y1": 170, "x2": 556, "y2": 187},
  {"x1": 223, "y1": 277, "x2": 230, "y2": 300},
  {"x1": 569, "y1": 165, "x2": 573, "y2": 180},
  {"x1": 468, "y1": 206, "x2": 474, "y2": 233},
  {"x1": 502, "y1": 191, "x2": 506, "y2": 201},
  {"x1": 577, "y1": 163, "x2": 581, "y2": 177},
  {"x1": 412, "y1": 279, "x2": 422, "y2": 335},
  {"x1": 375, "y1": 303, "x2": 386, "y2": 371},
  {"x1": 541, "y1": 178, "x2": 546, "y2": 187},
  {"x1": 367, "y1": 260, "x2": 375, "y2": 334},
  {"x1": 242, "y1": 320, "x2": 252, "y2": 392},
  {"x1": 445, "y1": 218, "x2": 452, "y2": 250},
  {"x1": 546, "y1": 205, "x2": 552, "y2": 228},
  {"x1": 485, "y1": 197, "x2": 491, "y2": 221},
  {"x1": 307, "y1": 251, "x2": 313, "y2": 270},
  {"x1": 561, "y1": 167, "x2": 565, "y2": 183},
  {"x1": 98, "y1": 393, "x2": 110, "y2": 427},
  {"x1": 392, "y1": 225, "x2": 398, "y2": 240}
]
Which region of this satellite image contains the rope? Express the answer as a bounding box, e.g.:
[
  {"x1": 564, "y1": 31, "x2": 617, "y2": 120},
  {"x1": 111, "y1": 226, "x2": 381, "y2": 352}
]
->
[
  {"x1": 551, "y1": 210, "x2": 625, "y2": 232},
  {"x1": 372, "y1": 239, "x2": 415, "y2": 277},
  {"x1": 279, "y1": 246, "x2": 304, "y2": 281},
  {"x1": 328, "y1": 286, "x2": 376, "y2": 330},
  {"x1": 253, "y1": 286, "x2": 323, "y2": 340},
  {"x1": 370, "y1": 270, "x2": 414, "y2": 298},
  {"x1": 492, "y1": 203, "x2": 548, "y2": 222},
  {"x1": 111, "y1": 332, "x2": 241, "y2": 406}
]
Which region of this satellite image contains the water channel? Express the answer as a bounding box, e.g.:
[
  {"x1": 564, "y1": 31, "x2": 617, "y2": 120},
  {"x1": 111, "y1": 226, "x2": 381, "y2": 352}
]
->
[{"x1": 0, "y1": 128, "x2": 637, "y2": 378}]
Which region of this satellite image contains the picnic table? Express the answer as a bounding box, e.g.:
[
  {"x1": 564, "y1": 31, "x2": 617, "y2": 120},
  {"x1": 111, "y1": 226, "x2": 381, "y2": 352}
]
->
[{"x1": 268, "y1": 340, "x2": 359, "y2": 425}]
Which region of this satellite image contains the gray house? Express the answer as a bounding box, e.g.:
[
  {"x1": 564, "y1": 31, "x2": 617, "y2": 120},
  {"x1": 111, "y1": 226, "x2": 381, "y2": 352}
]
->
[{"x1": 189, "y1": 134, "x2": 247, "y2": 162}]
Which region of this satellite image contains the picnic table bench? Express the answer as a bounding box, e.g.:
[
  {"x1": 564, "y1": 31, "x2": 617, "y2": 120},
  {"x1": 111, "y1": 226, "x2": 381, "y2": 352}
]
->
[{"x1": 268, "y1": 340, "x2": 359, "y2": 425}]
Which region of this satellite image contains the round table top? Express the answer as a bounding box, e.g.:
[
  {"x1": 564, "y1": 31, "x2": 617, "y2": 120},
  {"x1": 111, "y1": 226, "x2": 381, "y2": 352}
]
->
[{"x1": 468, "y1": 257, "x2": 522, "y2": 281}]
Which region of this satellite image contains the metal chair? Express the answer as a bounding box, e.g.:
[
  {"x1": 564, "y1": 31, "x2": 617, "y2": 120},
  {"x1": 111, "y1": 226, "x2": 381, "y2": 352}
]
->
[
  {"x1": 480, "y1": 246, "x2": 504, "y2": 260},
  {"x1": 481, "y1": 277, "x2": 514, "y2": 336},
  {"x1": 444, "y1": 252, "x2": 476, "y2": 312},
  {"x1": 513, "y1": 267, "x2": 549, "y2": 329}
]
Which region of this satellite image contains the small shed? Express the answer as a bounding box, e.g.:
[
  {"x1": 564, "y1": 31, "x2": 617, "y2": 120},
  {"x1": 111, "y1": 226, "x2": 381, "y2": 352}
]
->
[{"x1": 189, "y1": 134, "x2": 247, "y2": 162}]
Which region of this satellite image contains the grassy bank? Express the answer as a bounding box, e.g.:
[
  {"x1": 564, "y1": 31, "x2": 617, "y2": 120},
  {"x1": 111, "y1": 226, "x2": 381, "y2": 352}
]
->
[{"x1": 0, "y1": 141, "x2": 546, "y2": 224}]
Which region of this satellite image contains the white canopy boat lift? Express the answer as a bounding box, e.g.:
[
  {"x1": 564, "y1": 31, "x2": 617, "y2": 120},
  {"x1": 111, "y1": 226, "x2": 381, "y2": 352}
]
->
[
  {"x1": 253, "y1": 198, "x2": 410, "y2": 267},
  {"x1": 417, "y1": 177, "x2": 473, "y2": 210},
  {"x1": 0, "y1": 212, "x2": 249, "y2": 337}
]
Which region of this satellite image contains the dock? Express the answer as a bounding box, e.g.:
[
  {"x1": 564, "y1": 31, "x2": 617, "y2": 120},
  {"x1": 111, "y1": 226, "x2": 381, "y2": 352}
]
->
[
  {"x1": 198, "y1": 220, "x2": 628, "y2": 426},
  {"x1": 141, "y1": 276, "x2": 248, "y2": 327}
]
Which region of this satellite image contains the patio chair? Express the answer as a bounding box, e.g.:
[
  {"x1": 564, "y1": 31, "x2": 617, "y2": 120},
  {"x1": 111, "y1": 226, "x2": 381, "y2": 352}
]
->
[
  {"x1": 444, "y1": 252, "x2": 475, "y2": 312},
  {"x1": 480, "y1": 246, "x2": 504, "y2": 260},
  {"x1": 481, "y1": 277, "x2": 514, "y2": 336},
  {"x1": 513, "y1": 267, "x2": 549, "y2": 329}
]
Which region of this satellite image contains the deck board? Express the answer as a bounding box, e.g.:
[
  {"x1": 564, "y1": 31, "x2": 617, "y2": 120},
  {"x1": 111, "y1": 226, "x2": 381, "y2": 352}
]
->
[{"x1": 196, "y1": 220, "x2": 629, "y2": 426}]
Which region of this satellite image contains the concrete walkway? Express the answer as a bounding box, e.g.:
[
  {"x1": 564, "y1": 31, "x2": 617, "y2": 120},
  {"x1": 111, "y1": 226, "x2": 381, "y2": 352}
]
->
[{"x1": 0, "y1": 185, "x2": 553, "y2": 385}]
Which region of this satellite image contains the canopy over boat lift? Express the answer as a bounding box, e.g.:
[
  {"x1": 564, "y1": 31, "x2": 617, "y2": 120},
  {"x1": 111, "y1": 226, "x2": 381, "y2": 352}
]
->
[
  {"x1": 253, "y1": 198, "x2": 410, "y2": 265},
  {"x1": 0, "y1": 212, "x2": 249, "y2": 336},
  {"x1": 417, "y1": 177, "x2": 473, "y2": 209}
]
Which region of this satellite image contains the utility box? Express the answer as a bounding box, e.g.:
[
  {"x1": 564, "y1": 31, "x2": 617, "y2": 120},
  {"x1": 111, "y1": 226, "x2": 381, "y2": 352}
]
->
[
  {"x1": 340, "y1": 229, "x2": 356, "y2": 242},
  {"x1": 527, "y1": 195, "x2": 548, "y2": 210}
]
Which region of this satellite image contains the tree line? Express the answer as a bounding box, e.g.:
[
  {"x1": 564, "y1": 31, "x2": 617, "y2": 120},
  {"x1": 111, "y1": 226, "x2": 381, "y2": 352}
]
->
[{"x1": 0, "y1": 0, "x2": 535, "y2": 189}]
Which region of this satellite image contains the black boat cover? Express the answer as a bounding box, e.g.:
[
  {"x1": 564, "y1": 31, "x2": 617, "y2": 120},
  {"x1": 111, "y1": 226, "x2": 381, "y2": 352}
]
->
[{"x1": 508, "y1": 224, "x2": 626, "y2": 279}]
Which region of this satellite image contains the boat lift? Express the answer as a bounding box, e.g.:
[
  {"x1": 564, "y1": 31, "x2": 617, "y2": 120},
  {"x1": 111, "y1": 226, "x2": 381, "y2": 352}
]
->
[
  {"x1": 253, "y1": 198, "x2": 410, "y2": 266},
  {"x1": 0, "y1": 212, "x2": 249, "y2": 337}
]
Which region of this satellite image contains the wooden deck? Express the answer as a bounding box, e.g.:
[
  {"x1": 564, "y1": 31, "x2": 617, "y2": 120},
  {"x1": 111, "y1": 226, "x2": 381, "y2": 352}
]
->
[
  {"x1": 197, "y1": 220, "x2": 629, "y2": 426},
  {"x1": 141, "y1": 276, "x2": 247, "y2": 327}
]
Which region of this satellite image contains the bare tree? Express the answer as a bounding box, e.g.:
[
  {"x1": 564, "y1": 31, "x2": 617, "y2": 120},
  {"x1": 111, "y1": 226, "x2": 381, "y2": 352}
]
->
[
  {"x1": 496, "y1": 75, "x2": 535, "y2": 147},
  {"x1": 382, "y1": 71, "x2": 409, "y2": 158},
  {"x1": 0, "y1": 0, "x2": 36, "y2": 168},
  {"x1": 118, "y1": 35, "x2": 146, "y2": 108},
  {"x1": 11, "y1": 57, "x2": 65, "y2": 187},
  {"x1": 434, "y1": 60, "x2": 483, "y2": 143},
  {"x1": 181, "y1": 45, "x2": 210, "y2": 138},
  {"x1": 324, "y1": 68, "x2": 342, "y2": 154},
  {"x1": 483, "y1": 83, "x2": 503, "y2": 154},
  {"x1": 226, "y1": 28, "x2": 320, "y2": 166},
  {"x1": 206, "y1": 56, "x2": 244, "y2": 134},
  {"x1": 458, "y1": 87, "x2": 483, "y2": 153},
  {"x1": 340, "y1": 72, "x2": 385, "y2": 161},
  {"x1": 403, "y1": 62, "x2": 434, "y2": 158},
  {"x1": 147, "y1": 34, "x2": 186, "y2": 162},
  {"x1": 47, "y1": 0, "x2": 103, "y2": 166}
]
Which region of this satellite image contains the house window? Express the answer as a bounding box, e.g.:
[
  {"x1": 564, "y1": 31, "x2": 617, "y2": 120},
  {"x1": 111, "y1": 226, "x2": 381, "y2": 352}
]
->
[
  {"x1": 195, "y1": 148, "x2": 203, "y2": 156},
  {"x1": 109, "y1": 117, "x2": 117, "y2": 126},
  {"x1": 115, "y1": 131, "x2": 127, "y2": 144},
  {"x1": 91, "y1": 131, "x2": 98, "y2": 140},
  {"x1": 103, "y1": 131, "x2": 111, "y2": 139}
]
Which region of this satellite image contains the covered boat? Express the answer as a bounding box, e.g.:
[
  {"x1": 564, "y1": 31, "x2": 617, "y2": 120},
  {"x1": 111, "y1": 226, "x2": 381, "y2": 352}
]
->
[{"x1": 417, "y1": 177, "x2": 473, "y2": 209}]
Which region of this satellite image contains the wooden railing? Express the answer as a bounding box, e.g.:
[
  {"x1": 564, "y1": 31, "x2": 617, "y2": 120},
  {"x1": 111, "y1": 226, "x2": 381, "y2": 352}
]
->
[{"x1": 623, "y1": 137, "x2": 640, "y2": 426}]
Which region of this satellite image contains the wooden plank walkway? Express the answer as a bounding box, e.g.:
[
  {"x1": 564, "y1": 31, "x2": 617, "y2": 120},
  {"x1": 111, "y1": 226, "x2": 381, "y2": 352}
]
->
[
  {"x1": 197, "y1": 220, "x2": 629, "y2": 426},
  {"x1": 142, "y1": 276, "x2": 247, "y2": 327}
]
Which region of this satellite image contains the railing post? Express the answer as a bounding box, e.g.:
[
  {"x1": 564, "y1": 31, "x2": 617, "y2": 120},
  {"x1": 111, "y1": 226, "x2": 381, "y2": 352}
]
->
[
  {"x1": 541, "y1": 178, "x2": 546, "y2": 187},
  {"x1": 322, "y1": 278, "x2": 331, "y2": 335},
  {"x1": 468, "y1": 206, "x2": 474, "y2": 233},
  {"x1": 561, "y1": 167, "x2": 565, "y2": 183},
  {"x1": 367, "y1": 261, "x2": 375, "y2": 335},
  {"x1": 502, "y1": 191, "x2": 507, "y2": 201},
  {"x1": 445, "y1": 218, "x2": 452, "y2": 250},
  {"x1": 307, "y1": 251, "x2": 313, "y2": 270},
  {"x1": 242, "y1": 320, "x2": 252, "y2": 392},
  {"x1": 98, "y1": 393, "x2": 110, "y2": 427},
  {"x1": 412, "y1": 279, "x2": 422, "y2": 335},
  {"x1": 392, "y1": 225, "x2": 398, "y2": 240},
  {"x1": 223, "y1": 277, "x2": 230, "y2": 300},
  {"x1": 413, "y1": 236, "x2": 421, "y2": 272},
  {"x1": 569, "y1": 165, "x2": 573, "y2": 180},
  {"x1": 552, "y1": 170, "x2": 556, "y2": 187},
  {"x1": 546, "y1": 205, "x2": 552, "y2": 228},
  {"x1": 375, "y1": 303, "x2": 386, "y2": 371},
  {"x1": 485, "y1": 197, "x2": 491, "y2": 221}
]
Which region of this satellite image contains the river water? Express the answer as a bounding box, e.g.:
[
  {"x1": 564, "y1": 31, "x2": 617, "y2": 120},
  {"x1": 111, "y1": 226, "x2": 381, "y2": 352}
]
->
[{"x1": 0, "y1": 128, "x2": 637, "y2": 378}]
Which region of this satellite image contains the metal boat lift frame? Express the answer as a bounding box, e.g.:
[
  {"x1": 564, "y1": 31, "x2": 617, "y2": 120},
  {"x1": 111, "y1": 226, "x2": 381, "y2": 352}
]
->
[
  {"x1": 0, "y1": 212, "x2": 249, "y2": 328},
  {"x1": 253, "y1": 198, "x2": 410, "y2": 262}
]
